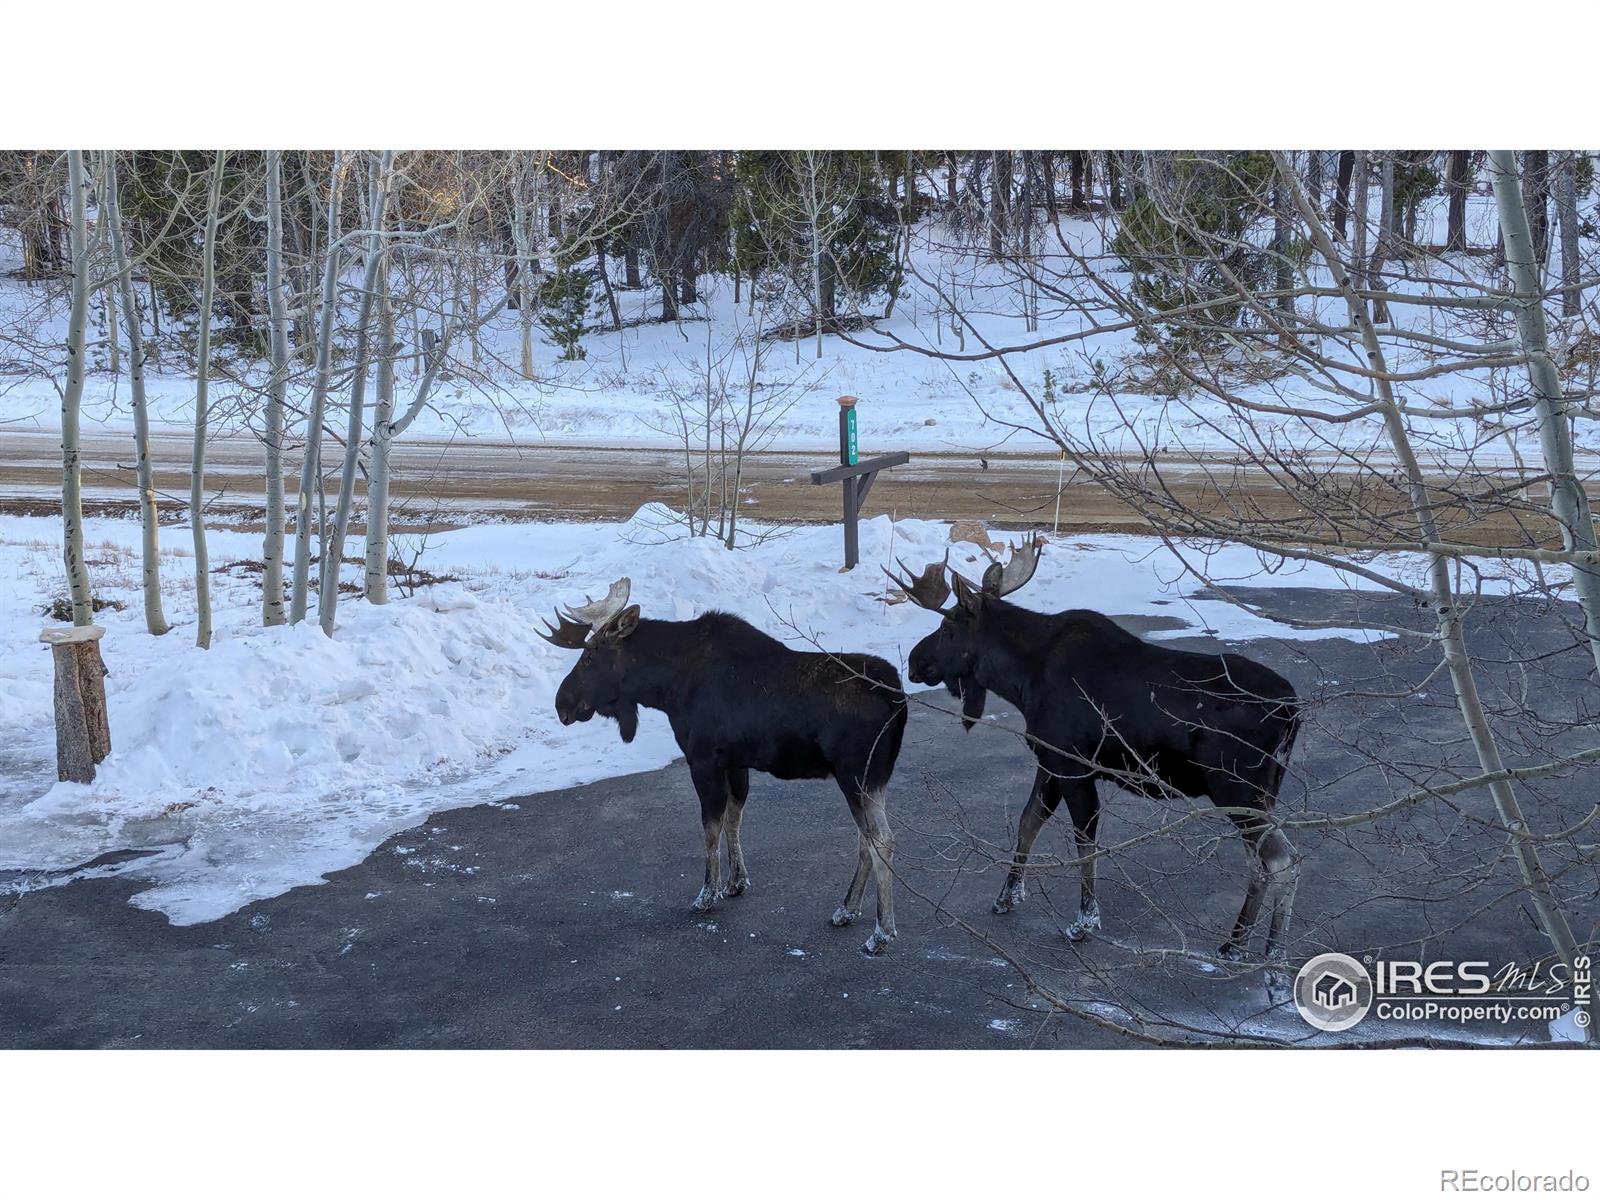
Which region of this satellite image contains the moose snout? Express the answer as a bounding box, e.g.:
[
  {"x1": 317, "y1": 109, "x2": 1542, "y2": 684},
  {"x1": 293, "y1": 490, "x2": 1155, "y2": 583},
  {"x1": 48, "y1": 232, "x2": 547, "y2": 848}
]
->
[
  {"x1": 554, "y1": 679, "x2": 594, "y2": 725},
  {"x1": 906, "y1": 650, "x2": 939, "y2": 686},
  {"x1": 555, "y1": 699, "x2": 594, "y2": 725}
]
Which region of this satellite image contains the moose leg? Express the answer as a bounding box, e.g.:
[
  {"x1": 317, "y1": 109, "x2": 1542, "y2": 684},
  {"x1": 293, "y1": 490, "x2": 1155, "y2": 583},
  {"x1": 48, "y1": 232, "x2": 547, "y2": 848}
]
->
[
  {"x1": 1258, "y1": 827, "x2": 1298, "y2": 1003},
  {"x1": 1061, "y1": 779, "x2": 1102, "y2": 941},
  {"x1": 724, "y1": 767, "x2": 752, "y2": 897},
  {"x1": 859, "y1": 790, "x2": 898, "y2": 956},
  {"x1": 689, "y1": 760, "x2": 729, "y2": 912},
  {"x1": 1217, "y1": 803, "x2": 1271, "y2": 962},
  {"x1": 994, "y1": 767, "x2": 1061, "y2": 913},
  {"x1": 832, "y1": 831, "x2": 872, "y2": 928}
]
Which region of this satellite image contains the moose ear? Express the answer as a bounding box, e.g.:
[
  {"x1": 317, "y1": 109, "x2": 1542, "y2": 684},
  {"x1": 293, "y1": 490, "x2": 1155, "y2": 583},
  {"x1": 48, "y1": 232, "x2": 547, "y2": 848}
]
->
[
  {"x1": 951, "y1": 573, "x2": 984, "y2": 612},
  {"x1": 609, "y1": 604, "x2": 642, "y2": 640}
]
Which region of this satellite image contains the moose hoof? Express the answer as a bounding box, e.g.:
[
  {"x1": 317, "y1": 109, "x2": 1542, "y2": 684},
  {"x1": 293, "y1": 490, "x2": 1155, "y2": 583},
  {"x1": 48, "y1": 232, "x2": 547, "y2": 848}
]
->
[
  {"x1": 1063, "y1": 904, "x2": 1101, "y2": 942},
  {"x1": 992, "y1": 880, "x2": 1026, "y2": 914},
  {"x1": 831, "y1": 905, "x2": 859, "y2": 928},
  {"x1": 862, "y1": 924, "x2": 897, "y2": 956},
  {"x1": 691, "y1": 886, "x2": 725, "y2": 912},
  {"x1": 725, "y1": 876, "x2": 750, "y2": 898},
  {"x1": 1264, "y1": 968, "x2": 1291, "y2": 1006},
  {"x1": 1216, "y1": 941, "x2": 1244, "y2": 963}
]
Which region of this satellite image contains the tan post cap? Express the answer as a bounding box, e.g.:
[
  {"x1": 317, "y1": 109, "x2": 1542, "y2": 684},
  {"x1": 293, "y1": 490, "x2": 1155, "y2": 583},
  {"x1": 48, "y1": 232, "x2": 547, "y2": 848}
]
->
[
  {"x1": 40, "y1": 625, "x2": 106, "y2": 644},
  {"x1": 837, "y1": 394, "x2": 858, "y2": 408}
]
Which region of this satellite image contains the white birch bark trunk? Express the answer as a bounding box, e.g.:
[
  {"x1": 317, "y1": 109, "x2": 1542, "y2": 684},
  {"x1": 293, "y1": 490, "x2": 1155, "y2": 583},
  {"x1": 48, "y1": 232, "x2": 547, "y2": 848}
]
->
[
  {"x1": 1488, "y1": 150, "x2": 1600, "y2": 678},
  {"x1": 102, "y1": 153, "x2": 170, "y2": 635},
  {"x1": 1281, "y1": 155, "x2": 1587, "y2": 1020},
  {"x1": 60, "y1": 150, "x2": 95, "y2": 627},
  {"x1": 190, "y1": 150, "x2": 225, "y2": 649},
  {"x1": 262, "y1": 150, "x2": 290, "y2": 626},
  {"x1": 319, "y1": 150, "x2": 394, "y2": 636},
  {"x1": 290, "y1": 151, "x2": 346, "y2": 625}
]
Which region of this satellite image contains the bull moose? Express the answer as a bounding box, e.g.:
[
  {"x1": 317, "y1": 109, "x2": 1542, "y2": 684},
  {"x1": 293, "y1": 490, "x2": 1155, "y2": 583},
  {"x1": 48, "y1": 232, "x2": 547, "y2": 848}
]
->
[
  {"x1": 887, "y1": 538, "x2": 1302, "y2": 985},
  {"x1": 542, "y1": 578, "x2": 909, "y2": 954}
]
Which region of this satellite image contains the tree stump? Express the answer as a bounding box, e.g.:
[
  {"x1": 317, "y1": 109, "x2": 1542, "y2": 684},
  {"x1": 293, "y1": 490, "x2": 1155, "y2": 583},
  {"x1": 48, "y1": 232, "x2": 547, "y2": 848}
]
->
[{"x1": 40, "y1": 625, "x2": 111, "y2": 783}]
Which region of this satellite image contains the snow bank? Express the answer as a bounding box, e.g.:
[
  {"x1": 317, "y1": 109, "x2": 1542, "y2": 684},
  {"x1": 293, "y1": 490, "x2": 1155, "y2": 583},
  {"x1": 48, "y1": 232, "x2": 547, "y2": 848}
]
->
[{"x1": 1, "y1": 507, "x2": 1397, "y2": 924}]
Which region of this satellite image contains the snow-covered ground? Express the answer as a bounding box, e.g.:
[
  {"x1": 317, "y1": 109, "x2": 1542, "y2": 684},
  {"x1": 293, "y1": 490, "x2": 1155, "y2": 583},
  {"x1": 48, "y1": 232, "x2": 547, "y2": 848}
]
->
[
  {"x1": 0, "y1": 506, "x2": 1413, "y2": 926},
  {"x1": 3, "y1": 192, "x2": 1591, "y2": 471}
]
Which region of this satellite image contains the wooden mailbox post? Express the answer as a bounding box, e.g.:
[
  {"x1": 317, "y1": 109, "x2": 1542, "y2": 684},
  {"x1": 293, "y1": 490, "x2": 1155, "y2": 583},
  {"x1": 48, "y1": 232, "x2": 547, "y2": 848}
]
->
[
  {"x1": 809, "y1": 396, "x2": 909, "y2": 570},
  {"x1": 40, "y1": 624, "x2": 111, "y2": 783}
]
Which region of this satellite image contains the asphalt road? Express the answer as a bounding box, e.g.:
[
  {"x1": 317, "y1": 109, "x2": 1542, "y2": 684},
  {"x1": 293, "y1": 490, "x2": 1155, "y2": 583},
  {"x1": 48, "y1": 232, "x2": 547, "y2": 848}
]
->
[{"x1": 3, "y1": 588, "x2": 1593, "y2": 1049}]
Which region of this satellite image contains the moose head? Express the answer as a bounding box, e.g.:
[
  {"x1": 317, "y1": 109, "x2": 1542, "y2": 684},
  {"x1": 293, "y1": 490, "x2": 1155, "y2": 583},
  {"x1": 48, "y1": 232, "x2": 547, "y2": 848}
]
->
[
  {"x1": 885, "y1": 537, "x2": 1043, "y2": 730},
  {"x1": 541, "y1": 577, "x2": 644, "y2": 743}
]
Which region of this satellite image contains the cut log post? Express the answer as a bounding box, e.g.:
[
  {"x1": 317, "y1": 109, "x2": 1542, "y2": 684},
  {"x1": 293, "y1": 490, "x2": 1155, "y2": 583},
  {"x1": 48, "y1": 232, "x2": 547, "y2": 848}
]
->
[{"x1": 40, "y1": 624, "x2": 110, "y2": 783}]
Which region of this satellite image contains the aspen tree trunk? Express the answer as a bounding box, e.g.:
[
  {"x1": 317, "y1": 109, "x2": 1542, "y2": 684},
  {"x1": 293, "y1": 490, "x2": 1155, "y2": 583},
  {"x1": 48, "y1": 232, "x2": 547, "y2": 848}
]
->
[
  {"x1": 1282, "y1": 154, "x2": 1587, "y2": 1027},
  {"x1": 1489, "y1": 150, "x2": 1600, "y2": 678},
  {"x1": 103, "y1": 284, "x2": 120, "y2": 376},
  {"x1": 90, "y1": 156, "x2": 119, "y2": 376},
  {"x1": 988, "y1": 151, "x2": 1008, "y2": 258},
  {"x1": 806, "y1": 154, "x2": 824, "y2": 359},
  {"x1": 191, "y1": 150, "x2": 226, "y2": 648},
  {"x1": 297, "y1": 155, "x2": 322, "y2": 368},
  {"x1": 1522, "y1": 151, "x2": 1549, "y2": 264},
  {"x1": 362, "y1": 293, "x2": 507, "y2": 604},
  {"x1": 60, "y1": 151, "x2": 94, "y2": 627},
  {"x1": 1350, "y1": 151, "x2": 1370, "y2": 289},
  {"x1": 597, "y1": 243, "x2": 622, "y2": 332},
  {"x1": 510, "y1": 152, "x2": 538, "y2": 378},
  {"x1": 102, "y1": 153, "x2": 170, "y2": 635},
  {"x1": 725, "y1": 318, "x2": 765, "y2": 551},
  {"x1": 363, "y1": 267, "x2": 395, "y2": 603},
  {"x1": 1331, "y1": 150, "x2": 1355, "y2": 239},
  {"x1": 320, "y1": 150, "x2": 395, "y2": 636},
  {"x1": 1553, "y1": 153, "x2": 1581, "y2": 319},
  {"x1": 262, "y1": 150, "x2": 290, "y2": 626},
  {"x1": 1446, "y1": 151, "x2": 1471, "y2": 252},
  {"x1": 1369, "y1": 155, "x2": 1394, "y2": 322},
  {"x1": 290, "y1": 151, "x2": 346, "y2": 625},
  {"x1": 1272, "y1": 179, "x2": 1292, "y2": 313}
]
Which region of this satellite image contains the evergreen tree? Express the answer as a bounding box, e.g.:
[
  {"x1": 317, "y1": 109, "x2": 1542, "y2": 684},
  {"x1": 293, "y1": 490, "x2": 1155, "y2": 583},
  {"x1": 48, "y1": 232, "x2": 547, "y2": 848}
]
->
[
  {"x1": 1111, "y1": 151, "x2": 1280, "y2": 347},
  {"x1": 733, "y1": 151, "x2": 897, "y2": 328}
]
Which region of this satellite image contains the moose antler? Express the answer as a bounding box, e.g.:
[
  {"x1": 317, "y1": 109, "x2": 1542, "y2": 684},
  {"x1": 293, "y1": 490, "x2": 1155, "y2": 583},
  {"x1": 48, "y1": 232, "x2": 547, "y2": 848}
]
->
[
  {"x1": 884, "y1": 552, "x2": 953, "y2": 612},
  {"x1": 980, "y1": 536, "x2": 1044, "y2": 598},
  {"x1": 564, "y1": 577, "x2": 632, "y2": 630},
  {"x1": 539, "y1": 610, "x2": 594, "y2": 649}
]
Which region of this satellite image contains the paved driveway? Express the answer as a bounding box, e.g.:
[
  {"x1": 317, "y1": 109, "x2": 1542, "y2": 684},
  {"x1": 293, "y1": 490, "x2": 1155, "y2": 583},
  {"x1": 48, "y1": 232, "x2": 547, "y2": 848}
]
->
[{"x1": 3, "y1": 589, "x2": 1592, "y2": 1048}]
